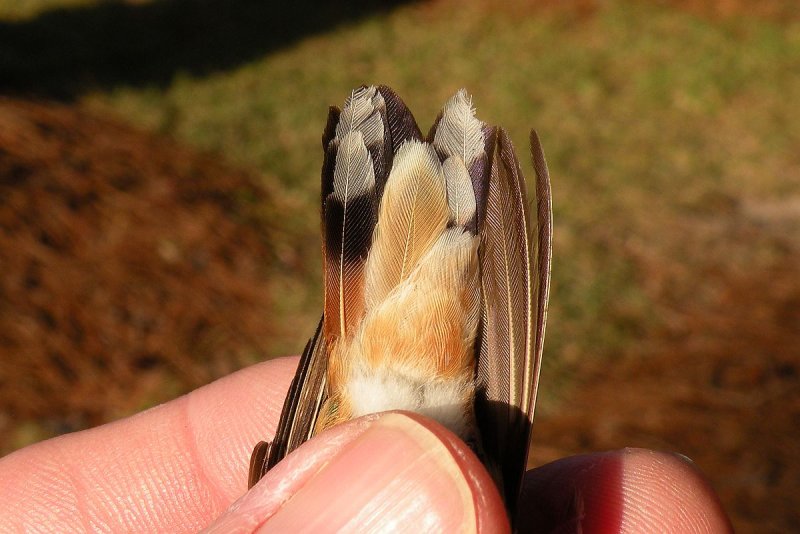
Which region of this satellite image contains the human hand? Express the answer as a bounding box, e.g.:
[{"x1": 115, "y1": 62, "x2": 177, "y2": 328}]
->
[{"x1": 0, "y1": 357, "x2": 732, "y2": 532}]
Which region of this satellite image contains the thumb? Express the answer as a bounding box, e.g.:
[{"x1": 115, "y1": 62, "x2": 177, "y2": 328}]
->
[{"x1": 205, "y1": 412, "x2": 509, "y2": 533}]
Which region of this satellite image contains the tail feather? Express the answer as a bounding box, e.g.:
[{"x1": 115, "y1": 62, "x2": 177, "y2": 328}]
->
[
  {"x1": 430, "y1": 89, "x2": 491, "y2": 233},
  {"x1": 442, "y1": 156, "x2": 476, "y2": 227},
  {"x1": 432, "y1": 89, "x2": 485, "y2": 170},
  {"x1": 376, "y1": 85, "x2": 424, "y2": 154},
  {"x1": 251, "y1": 86, "x2": 552, "y2": 530},
  {"x1": 322, "y1": 88, "x2": 387, "y2": 344},
  {"x1": 363, "y1": 141, "x2": 449, "y2": 310}
]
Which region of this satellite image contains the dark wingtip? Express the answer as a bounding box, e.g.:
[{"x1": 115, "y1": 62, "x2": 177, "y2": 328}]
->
[
  {"x1": 529, "y1": 128, "x2": 552, "y2": 263},
  {"x1": 426, "y1": 109, "x2": 444, "y2": 144},
  {"x1": 472, "y1": 124, "x2": 498, "y2": 232},
  {"x1": 529, "y1": 126, "x2": 553, "y2": 367},
  {"x1": 529, "y1": 129, "x2": 550, "y2": 191},
  {"x1": 248, "y1": 441, "x2": 272, "y2": 489},
  {"x1": 376, "y1": 85, "x2": 423, "y2": 152},
  {"x1": 322, "y1": 106, "x2": 341, "y2": 150}
]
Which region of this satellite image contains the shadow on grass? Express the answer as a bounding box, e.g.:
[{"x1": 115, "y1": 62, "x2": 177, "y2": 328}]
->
[{"x1": 0, "y1": 0, "x2": 416, "y2": 99}]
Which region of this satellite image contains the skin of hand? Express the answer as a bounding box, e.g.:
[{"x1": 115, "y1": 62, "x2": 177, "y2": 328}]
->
[{"x1": 0, "y1": 357, "x2": 733, "y2": 533}]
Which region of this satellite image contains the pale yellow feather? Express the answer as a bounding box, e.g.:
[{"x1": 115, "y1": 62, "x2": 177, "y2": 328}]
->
[
  {"x1": 363, "y1": 140, "x2": 449, "y2": 310},
  {"x1": 442, "y1": 156, "x2": 476, "y2": 226}
]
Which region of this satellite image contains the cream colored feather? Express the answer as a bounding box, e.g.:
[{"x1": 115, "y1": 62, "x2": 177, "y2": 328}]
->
[
  {"x1": 433, "y1": 89, "x2": 485, "y2": 168},
  {"x1": 363, "y1": 140, "x2": 449, "y2": 310},
  {"x1": 331, "y1": 131, "x2": 375, "y2": 200},
  {"x1": 442, "y1": 156, "x2": 476, "y2": 226},
  {"x1": 335, "y1": 86, "x2": 385, "y2": 148}
]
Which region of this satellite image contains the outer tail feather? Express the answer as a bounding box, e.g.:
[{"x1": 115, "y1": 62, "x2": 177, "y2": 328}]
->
[
  {"x1": 476, "y1": 127, "x2": 537, "y2": 516},
  {"x1": 376, "y1": 85, "x2": 424, "y2": 154},
  {"x1": 322, "y1": 88, "x2": 386, "y2": 344},
  {"x1": 528, "y1": 128, "x2": 553, "y2": 420}
]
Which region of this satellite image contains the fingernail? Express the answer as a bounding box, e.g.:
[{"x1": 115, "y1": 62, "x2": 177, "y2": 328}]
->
[{"x1": 261, "y1": 413, "x2": 477, "y2": 532}]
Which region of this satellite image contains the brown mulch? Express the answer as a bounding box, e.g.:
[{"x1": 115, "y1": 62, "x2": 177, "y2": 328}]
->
[{"x1": 0, "y1": 97, "x2": 275, "y2": 445}]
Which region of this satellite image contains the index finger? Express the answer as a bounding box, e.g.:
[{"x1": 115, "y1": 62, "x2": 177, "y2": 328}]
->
[{"x1": 0, "y1": 356, "x2": 298, "y2": 533}]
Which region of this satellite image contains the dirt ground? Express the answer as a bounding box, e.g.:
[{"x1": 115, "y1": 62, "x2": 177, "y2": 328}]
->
[
  {"x1": 0, "y1": 97, "x2": 275, "y2": 439},
  {"x1": 531, "y1": 186, "x2": 800, "y2": 532},
  {"x1": 531, "y1": 259, "x2": 800, "y2": 532},
  {"x1": 1, "y1": 96, "x2": 798, "y2": 532}
]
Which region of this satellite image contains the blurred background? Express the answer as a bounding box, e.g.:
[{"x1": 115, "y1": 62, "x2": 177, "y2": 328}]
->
[{"x1": 1, "y1": 0, "x2": 798, "y2": 531}]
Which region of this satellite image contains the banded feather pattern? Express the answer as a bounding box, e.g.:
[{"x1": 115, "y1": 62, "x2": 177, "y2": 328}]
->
[
  {"x1": 248, "y1": 86, "x2": 553, "y2": 529},
  {"x1": 316, "y1": 133, "x2": 482, "y2": 437},
  {"x1": 322, "y1": 87, "x2": 385, "y2": 345}
]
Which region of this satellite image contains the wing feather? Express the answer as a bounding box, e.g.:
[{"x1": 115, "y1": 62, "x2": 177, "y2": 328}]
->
[
  {"x1": 529, "y1": 129, "x2": 553, "y2": 412},
  {"x1": 247, "y1": 318, "x2": 326, "y2": 487},
  {"x1": 475, "y1": 127, "x2": 547, "y2": 518}
]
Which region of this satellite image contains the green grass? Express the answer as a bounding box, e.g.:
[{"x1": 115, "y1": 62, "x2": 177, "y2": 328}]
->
[{"x1": 5, "y1": 0, "x2": 800, "y2": 397}]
